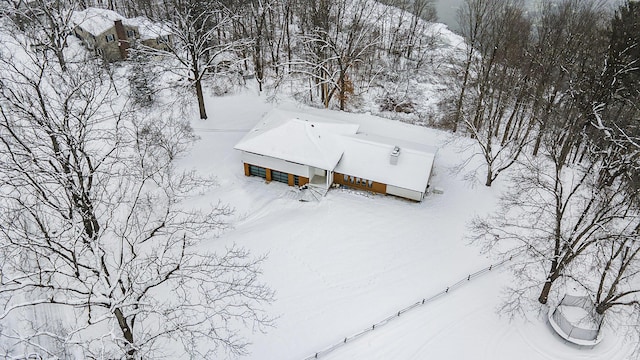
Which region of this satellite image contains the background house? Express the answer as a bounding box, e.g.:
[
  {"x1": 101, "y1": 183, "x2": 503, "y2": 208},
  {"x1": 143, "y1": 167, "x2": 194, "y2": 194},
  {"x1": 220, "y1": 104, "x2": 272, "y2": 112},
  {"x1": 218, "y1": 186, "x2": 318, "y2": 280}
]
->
[
  {"x1": 71, "y1": 8, "x2": 171, "y2": 61},
  {"x1": 127, "y1": 17, "x2": 172, "y2": 52},
  {"x1": 234, "y1": 109, "x2": 437, "y2": 202}
]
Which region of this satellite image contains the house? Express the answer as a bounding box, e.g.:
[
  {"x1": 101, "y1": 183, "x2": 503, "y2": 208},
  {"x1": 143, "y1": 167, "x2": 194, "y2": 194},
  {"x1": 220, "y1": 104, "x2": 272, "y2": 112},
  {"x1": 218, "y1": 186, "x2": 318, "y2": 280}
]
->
[
  {"x1": 71, "y1": 8, "x2": 171, "y2": 61},
  {"x1": 234, "y1": 109, "x2": 437, "y2": 202},
  {"x1": 127, "y1": 17, "x2": 172, "y2": 52}
]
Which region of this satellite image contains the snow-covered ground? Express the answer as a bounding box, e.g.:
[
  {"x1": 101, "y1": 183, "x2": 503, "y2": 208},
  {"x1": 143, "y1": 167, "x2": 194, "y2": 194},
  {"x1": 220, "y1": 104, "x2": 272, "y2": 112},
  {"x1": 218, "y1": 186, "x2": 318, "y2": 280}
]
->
[{"x1": 177, "y1": 88, "x2": 637, "y2": 360}]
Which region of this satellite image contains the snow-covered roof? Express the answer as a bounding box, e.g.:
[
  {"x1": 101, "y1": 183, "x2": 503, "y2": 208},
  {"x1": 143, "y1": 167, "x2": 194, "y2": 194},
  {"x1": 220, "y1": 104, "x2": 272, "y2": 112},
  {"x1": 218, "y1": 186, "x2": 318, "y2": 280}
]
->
[
  {"x1": 71, "y1": 7, "x2": 125, "y2": 36},
  {"x1": 234, "y1": 109, "x2": 359, "y2": 170},
  {"x1": 335, "y1": 133, "x2": 437, "y2": 193},
  {"x1": 127, "y1": 17, "x2": 171, "y2": 40},
  {"x1": 235, "y1": 109, "x2": 438, "y2": 193}
]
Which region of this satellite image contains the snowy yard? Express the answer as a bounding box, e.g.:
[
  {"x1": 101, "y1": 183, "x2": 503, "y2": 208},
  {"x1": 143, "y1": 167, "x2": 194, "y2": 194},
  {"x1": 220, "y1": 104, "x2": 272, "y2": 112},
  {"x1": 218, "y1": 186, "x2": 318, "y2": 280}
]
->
[
  {"x1": 179, "y1": 90, "x2": 637, "y2": 360},
  {"x1": 1, "y1": 0, "x2": 638, "y2": 357}
]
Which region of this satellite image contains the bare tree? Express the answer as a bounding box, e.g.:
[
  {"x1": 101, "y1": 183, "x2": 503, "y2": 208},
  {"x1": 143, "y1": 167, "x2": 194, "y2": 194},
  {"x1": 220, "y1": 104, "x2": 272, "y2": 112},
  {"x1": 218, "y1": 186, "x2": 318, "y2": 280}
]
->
[
  {"x1": 1, "y1": 0, "x2": 76, "y2": 71},
  {"x1": 589, "y1": 0, "x2": 640, "y2": 199},
  {"x1": 142, "y1": 0, "x2": 246, "y2": 120},
  {"x1": 232, "y1": 0, "x2": 281, "y2": 92},
  {"x1": 378, "y1": 0, "x2": 436, "y2": 59},
  {"x1": 528, "y1": 0, "x2": 609, "y2": 157},
  {"x1": 291, "y1": 0, "x2": 380, "y2": 110},
  {"x1": 471, "y1": 145, "x2": 635, "y2": 306},
  {"x1": 453, "y1": 0, "x2": 534, "y2": 186},
  {"x1": 451, "y1": 0, "x2": 500, "y2": 132},
  {"x1": 0, "y1": 30, "x2": 272, "y2": 359},
  {"x1": 590, "y1": 223, "x2": 640, "y2": 316}
]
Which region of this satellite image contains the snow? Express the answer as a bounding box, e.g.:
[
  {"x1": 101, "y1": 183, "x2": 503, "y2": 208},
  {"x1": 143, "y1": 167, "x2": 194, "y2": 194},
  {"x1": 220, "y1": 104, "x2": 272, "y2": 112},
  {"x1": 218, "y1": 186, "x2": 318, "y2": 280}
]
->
[
  {"x1": 71, "y1": 7, "x2": 125, "y2": 36},
  {"x1": 557, "y1": 305, "x2": 598, "y2": 330},
  {"x1": 235, "y1": 108, "x2": 437, "y2": 192},
  {"x1": 234, "y1": 109, "x2": 355, "y2": 170},
  {"x1": 336, "y1": 133, "x2": 436, "y2": 193},
  {"x1": 71, "y1": 8, "x2": 170, "y2": 39},
  {"x1": 126, "y1": 17, "x2": 171, "y2": 40},
  {"x1": 178, "y1": 89, "x2": 637, "y2": 360}
]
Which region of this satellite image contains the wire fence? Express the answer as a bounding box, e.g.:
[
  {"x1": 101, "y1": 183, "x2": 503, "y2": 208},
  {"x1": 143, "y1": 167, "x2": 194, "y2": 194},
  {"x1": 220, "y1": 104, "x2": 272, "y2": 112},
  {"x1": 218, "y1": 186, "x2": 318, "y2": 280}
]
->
[{"x1": 302, "y1": 256, "x2": 513, "y2": 360}]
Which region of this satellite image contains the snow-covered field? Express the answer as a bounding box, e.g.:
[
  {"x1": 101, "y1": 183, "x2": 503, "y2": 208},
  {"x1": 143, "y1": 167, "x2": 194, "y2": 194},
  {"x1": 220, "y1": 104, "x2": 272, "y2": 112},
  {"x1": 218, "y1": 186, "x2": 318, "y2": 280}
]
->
[{"x1": 176, "y1": 89, "x2": 637, "y2": 360}]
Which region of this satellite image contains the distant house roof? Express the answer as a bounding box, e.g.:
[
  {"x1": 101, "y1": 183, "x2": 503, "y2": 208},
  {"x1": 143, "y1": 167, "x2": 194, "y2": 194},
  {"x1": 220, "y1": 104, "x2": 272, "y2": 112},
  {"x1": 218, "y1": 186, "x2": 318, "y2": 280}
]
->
[
  {"x1": 127, "y1": 17, "x2": 171, "y2": 40},
  {"x1": 234, "y1": 109, "x2": 359, "y2": 170},
  {"x1": 71, "y1": 8, "x2": 170, "y2": 39},
  {"x1": 71, "y1": 7, "x2": 125, "y2": 36},
  {"x1": 235, "y1": 109, "x2": 438, "y2": 194}
]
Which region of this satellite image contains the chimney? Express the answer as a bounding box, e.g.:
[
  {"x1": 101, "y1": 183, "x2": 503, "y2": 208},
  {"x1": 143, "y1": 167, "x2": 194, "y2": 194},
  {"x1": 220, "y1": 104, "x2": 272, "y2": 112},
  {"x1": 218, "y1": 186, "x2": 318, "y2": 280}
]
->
[
  {"x1": 390, "y1": 146, "x2": 400, "y2": 165},
  {"x1": 114, "y1": 20, "x2": 130, "y2": 59}
]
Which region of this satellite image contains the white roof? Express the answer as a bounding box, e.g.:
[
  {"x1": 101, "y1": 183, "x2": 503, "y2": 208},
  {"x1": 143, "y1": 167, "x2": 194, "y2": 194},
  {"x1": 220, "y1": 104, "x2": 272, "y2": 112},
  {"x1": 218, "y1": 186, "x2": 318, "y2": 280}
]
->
[
  {"x1": 235, "y1": 109, "x2": 437, "y2": 193},
  {"x1": 127, "y1": 17, "x2": 171, "y2": 40},
  {"x1": 234, "y1": 109, "x2": 359, "y2": 170},
  {"x1": 71, "y1": 8, "x2": 125, "y2": 36},
  {"x1": 335, "y1": 133, "x2": 437, "y2": 193}
]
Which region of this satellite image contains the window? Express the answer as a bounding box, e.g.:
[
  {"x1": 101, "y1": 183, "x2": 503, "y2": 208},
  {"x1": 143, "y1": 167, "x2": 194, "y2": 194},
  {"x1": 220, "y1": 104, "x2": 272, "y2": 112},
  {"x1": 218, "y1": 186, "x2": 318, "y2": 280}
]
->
[
  {"x1": 343, "y1": 174, "x2": 348, "y2": 182},
  {"x1": 271, "y1": 170, "x2": 289, "y2": 184},
  {"x1": 96, "y1": 48, "x2": 104, "y2": 57},
  {"x1": 294, "y1": 175, "x2": 300, "y2": 186},
  {"x1": 126, "y1": 29, "x2": 136, "y2": 38},
  {"x1": 105, "y1": 33, "x2": 115, "y2": 43},
  {"x1": 249, "y1": 165, "x2": 266, "y2": 179},
  {"x1": 367, "y1": 180, "x2": 373, "y2": 188}
]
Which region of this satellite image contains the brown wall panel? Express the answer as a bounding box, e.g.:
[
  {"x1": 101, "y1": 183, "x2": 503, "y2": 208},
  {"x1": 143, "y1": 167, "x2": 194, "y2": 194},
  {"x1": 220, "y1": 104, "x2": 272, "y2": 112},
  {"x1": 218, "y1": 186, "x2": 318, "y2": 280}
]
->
[{"x1": 334, "y1": 172, "x2": 387, "y2": 194}]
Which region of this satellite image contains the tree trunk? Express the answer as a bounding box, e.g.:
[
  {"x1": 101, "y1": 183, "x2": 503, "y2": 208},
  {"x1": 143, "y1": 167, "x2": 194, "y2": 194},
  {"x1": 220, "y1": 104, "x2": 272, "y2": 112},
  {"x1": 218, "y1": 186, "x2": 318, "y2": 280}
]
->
[
  {"x1": 538, "y1": 280, "x2": 552, "y2": 304},
  {"x1": 114, "y1": 307, "x2": 136, "y2": 359},
  {"x1": 339, "y1": 72, "x2": 345, "y2": 111},
  {"x1": 453, "y1": 55, "x2": 472, "y2": 133},
  {"x1": 195, "y1": 79, "x2": 208, "y2": 120},
  {"x1": 485, "y1": 165, "x2": 493, "y2": 186}
]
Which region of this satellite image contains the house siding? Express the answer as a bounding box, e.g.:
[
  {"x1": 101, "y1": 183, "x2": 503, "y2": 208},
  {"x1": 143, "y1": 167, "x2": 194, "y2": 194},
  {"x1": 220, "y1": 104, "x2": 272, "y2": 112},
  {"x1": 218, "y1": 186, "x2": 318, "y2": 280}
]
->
[
  {"x1": 386, "y1": 185, "x2": 423, "y2": 201},
  {"x1": 243, "y1": 162, "x2": 308, "y2": 187},
  {"x1": 140, "y1": 35, "x2": 172, "y2": 52},
  {"x1": 241, "y1": 152, "x2": 311, "y2": 178},
  {"x1": 73, "y1": 14, "x2": 169, "y2": 61},
  {"x1": 334, "y1": 172, "x2": 387, "y2": 194},
  {"x1": 75, "y1": 25, "x2": 123, "y2": 61}
]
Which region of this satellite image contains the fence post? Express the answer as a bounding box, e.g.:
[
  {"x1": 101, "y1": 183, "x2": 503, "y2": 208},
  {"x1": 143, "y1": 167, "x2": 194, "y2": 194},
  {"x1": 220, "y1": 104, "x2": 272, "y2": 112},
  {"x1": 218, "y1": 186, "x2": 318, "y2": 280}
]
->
[{"x1": 303, "y1": 260, "x2": 515, "y2": 360}]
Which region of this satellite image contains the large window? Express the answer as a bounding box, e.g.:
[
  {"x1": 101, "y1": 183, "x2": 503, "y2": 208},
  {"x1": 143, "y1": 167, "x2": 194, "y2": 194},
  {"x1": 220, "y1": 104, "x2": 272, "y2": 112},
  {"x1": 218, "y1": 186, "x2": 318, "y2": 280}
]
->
[
  {"x1": 271, "y1": 170, "x2": 289, "y2": 184},
  {"x1": 249, "y1": 165, "x2": 266, "y2": 179}
]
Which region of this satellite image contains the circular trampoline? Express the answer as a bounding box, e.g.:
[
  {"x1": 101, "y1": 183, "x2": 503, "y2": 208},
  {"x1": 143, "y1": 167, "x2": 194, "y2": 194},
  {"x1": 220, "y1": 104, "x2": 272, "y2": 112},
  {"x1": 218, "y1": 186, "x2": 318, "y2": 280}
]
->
[{"x1": 548, "y1": 294, "x2": 604, "y2": 346}]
